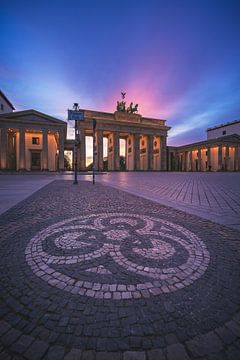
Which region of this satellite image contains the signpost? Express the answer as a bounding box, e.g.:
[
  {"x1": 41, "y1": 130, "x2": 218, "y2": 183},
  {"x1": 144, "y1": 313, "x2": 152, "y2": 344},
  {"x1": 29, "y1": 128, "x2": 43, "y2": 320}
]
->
[{"x1": 68, "y1": 103, "x2": 84, "y2": 185}]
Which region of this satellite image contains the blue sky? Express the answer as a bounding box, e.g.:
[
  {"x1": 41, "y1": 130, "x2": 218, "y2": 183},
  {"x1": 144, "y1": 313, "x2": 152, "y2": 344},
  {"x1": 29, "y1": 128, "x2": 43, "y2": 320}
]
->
[{"x1": 1, "y1": 0, "x2": 240, "y2": 146}]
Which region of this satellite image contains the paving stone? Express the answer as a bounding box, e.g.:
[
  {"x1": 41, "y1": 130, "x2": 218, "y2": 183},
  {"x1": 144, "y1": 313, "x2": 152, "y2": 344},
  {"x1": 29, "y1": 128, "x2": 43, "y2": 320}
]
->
[
  {"x1": 0, "y1": 321, "x2": 11, "y2": 336},
  {"x1": 0, "y1": 179, "x2": 240, "y2": 357},
  {"x1": 186, "y1": 332, "x2": 224, "y2": 357},
  {"x1": 0, "y1": 351, "x2": 12, "y2": 360},
  {"x1": 225, "y1": 344, "x2": 240, "y2": 360},
  {"x1": 225, "y1": 320, "x2": 240, "y2": 337},
  {"x1": 46, "y1": 345, "x2": 65, "y2": 359},
  {"x1": 165, "y1": 333, "x2": 179, "y2": 345},
  {"x1": 215, "y1": 326, "x2": 236, "y2": 345},
  {"x1": 147, "y1": 348, "x2": 166, "y2": 360},
  {"x1": 123, "y1": 351, "x2": 146, "y2": 360},
  {"x1": 166, "y1": 343, "x2": 190, "y2": 360},
  {"x1": 1, "y1": 328, "x2": 22, "y2": 346},
  {"x1": 96, "y1": 352, "x2": 122, "y2": 360},
  {"x1": 206, "y1": 352, "x2": 226, "y2": 360},
  {"x1": 64, "y1": 348, "x2": 82, "y2": 360},
  {"x1": 11, "y1": 334, "x2": 34, "y2": 354},
  {"x1": 24, "y1": 339, "x2": 49, "y2": 360},
  {"x1": 81, "y1": 350, "x2": 96, "y2": 360}
]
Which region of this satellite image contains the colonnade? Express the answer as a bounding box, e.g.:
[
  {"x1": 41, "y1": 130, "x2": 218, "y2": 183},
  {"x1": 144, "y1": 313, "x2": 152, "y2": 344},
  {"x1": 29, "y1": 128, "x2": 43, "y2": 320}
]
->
[
  {"x1": 75, "y1": 128, "x2": 167, "y2": 171},
  {"x1": 169, "y1": 145, "x2": 240, "y2": 172},
  {"x1": 0, "y1": 128, "x2": 65, "y2": 171}
]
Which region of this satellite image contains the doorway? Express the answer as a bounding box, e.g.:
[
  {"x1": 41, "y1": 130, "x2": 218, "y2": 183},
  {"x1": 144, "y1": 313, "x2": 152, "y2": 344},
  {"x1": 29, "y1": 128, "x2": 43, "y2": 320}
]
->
[{"x1": 31, "y1": 151, "x2": 41, "y2": 170}]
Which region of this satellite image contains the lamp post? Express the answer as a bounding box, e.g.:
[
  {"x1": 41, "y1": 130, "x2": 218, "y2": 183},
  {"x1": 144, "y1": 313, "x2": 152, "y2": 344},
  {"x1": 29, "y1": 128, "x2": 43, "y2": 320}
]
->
[
  {"x1": 68, "y1": 103, "x2": 84, "y2": 185},
  {"x1": 74, "y1": 118, "x2": 79, "y2": 184}
]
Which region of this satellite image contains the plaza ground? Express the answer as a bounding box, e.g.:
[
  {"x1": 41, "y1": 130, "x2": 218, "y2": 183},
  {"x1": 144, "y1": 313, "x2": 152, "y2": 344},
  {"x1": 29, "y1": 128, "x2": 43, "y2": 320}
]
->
[
  {"x1": 1, "y1": 172, "x2": 240, "y2": 231},
  {"x1": 0, "y1": 173, "x2": 240, "y2": 359}
]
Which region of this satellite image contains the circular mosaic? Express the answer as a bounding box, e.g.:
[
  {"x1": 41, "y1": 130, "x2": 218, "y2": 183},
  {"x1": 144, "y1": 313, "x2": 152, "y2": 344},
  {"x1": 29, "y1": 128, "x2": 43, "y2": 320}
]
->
[{"x1": 25, "y1": 213, "x2": 210, "y2": 299}]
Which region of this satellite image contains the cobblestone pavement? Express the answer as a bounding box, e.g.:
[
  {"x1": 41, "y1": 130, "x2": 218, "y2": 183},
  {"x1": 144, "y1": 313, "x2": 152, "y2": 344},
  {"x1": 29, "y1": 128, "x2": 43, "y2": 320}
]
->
[
  {"x1": 97, "y1": 172, "x2": 240, "y2": 231},
  {"x1": 0, "y1": 175, "x2": 56, "y2": 215},
  {"x1": 0, "y1": 180, "x2": 240, "y2": 359}
]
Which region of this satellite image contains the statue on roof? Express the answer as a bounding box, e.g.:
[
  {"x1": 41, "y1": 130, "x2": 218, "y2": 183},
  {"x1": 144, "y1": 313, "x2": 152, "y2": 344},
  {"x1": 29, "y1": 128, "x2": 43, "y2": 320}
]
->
[{"x1": 116, "y1": 92, "x2": 138, "y2": 114}]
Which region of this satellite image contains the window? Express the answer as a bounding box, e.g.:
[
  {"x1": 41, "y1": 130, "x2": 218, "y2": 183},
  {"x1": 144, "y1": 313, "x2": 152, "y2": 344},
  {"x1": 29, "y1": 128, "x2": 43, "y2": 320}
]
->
[
  {"x1": 222, "y1": 130, "x2": 226, "y2": 135},
  {"x1": 32, "y1": 137, "x2": 40, "y2": 145},
  {"x1": 1, "y1": 104, "x2": 4, "y2": 111}
]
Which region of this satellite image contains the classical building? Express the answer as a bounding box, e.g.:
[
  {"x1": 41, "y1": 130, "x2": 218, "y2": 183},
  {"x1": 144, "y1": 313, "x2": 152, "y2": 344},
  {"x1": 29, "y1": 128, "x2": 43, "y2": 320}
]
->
[
  {"x1": 0, "y1": 91, "x2": 170, "y2": 172},
  {"x1": 168, "y1": 119, "x2": 240, "y2": 172},
  {"x1": 0, "y1": 90, "x2": 15, "y2": 113},
  {"x1": 0, "y1": 108, "x2": 66, "y2": 171},
  {"x1": 67, "y1": 109, "x2": 170, "y2": 171},
  {"x1": 0, "y1": 90, "x2": 239, "y2": 172},
  {"x1": 207, "y1": 119, "x2": 240, "y2": 139}
]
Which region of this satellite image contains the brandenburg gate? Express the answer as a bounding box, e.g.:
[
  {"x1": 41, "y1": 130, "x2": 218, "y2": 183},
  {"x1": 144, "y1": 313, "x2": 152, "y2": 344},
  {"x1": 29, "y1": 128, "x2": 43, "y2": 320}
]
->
[{"x1": 72, "y1": 107, "x2": 170, "y2": 172}]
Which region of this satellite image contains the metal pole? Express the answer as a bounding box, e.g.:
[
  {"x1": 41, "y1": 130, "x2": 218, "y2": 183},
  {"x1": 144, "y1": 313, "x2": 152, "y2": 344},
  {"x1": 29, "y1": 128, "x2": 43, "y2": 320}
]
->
[
  {"x1": 73, "y1": 119, "x2": 78, "y2": 184},
  {"x1": 92, "y1": 119, "x2": 96, "y2": 185}
]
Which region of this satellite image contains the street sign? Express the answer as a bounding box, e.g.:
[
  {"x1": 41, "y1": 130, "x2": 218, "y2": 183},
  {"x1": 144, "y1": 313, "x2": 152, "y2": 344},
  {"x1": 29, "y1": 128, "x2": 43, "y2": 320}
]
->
[{"x1": 68, "y1": 110, "x2": 84, "y2": 121}]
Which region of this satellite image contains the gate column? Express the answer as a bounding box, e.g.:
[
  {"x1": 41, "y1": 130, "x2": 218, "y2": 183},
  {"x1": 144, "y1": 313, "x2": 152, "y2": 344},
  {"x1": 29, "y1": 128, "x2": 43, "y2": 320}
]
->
[
  {"x1": 42, "y1": 129, "x2": 48, "y2": 170},
  {"x1": 78, "y1": 127, "x2": 86, "y2": 171},
  {"x1": 207, "y1": 147, "x2": 211, "y2": 171},
  {"x1": 133, "y1": 133, "x2": 140, "y2": 170},
  {"x1": 218, "y1": 145, "x2": 223, "y2": 171},
  {"x1": 113, "y1": 131, "x2": 120, "y2": 171},
  {"x1": 58, "y1": 129, "x2": 65, "y2": 171},
  {"x1": 0, "y1": 128, "x2": 8, "y2": 169},
  {"x1": 96, "y1": 130, "x2": 103, "y2": 171},
  {"x1": 160, "y1": 136, "x2": 167, "y2": 171},
  {"x1": 19, "y1": 128, "x2": 26, "y2": 171},
  {"x1": 147, "y1": 135, "x2": 153, "y2": 170}
]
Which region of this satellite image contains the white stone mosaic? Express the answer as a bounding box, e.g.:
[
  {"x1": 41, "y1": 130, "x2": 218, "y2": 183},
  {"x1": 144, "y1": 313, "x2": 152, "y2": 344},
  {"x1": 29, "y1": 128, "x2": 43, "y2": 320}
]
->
[{"x1": 25, "y1": 213, "x2": 210, "y2": 299}]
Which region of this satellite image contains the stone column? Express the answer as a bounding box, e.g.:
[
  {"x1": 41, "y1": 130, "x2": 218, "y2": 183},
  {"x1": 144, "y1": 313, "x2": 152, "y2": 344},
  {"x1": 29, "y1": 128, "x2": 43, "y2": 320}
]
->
[
  {"x1": 133, "y1": 133, "x2": 140, "y2": 170},
  {"x1": 167, "y1": 149, "x2": 171, "y2": 171},
  {"x1": 237, "y1": 146, "x2": 240, "y2": 171},
  {"x1": 147, "y1": 135, "x2": 154, "y2": 170},
  {"x1": 218, "y1": 145, "x2": 223, "y2": 171},
  {"x1": 96, "y1": 129, "x2": 103, "y2": 171},
  {"x1": 42, "y1": 129, "x2": 48, "y2": 170},
  {"x1": 207, "y1": 147, "x2": 211, "y2": 171},
  {"x1": 79, "y1": 127, "x2": 86, "y2": 171},
  {"x1": 197, "y1": 148, "x2": 201, "y2": 171},
  {"x1": 58, "y1": 130, "x2": 65, "y2": 171},
  {"x1": 189, "y1": 150, "x2": 193, "y2": 171},
  {"x1": 160, "y1": 136, "x2": 167, "y2": 171},
  {"x1": 19, "y1": 128, "x2": 26, "y2": 170},
  {"x1": 0, "y1": 128, "x2": 8, "y2": 169},
  {"x1": 234, "y1": 146, "x2": 239, "y2": 171},
  {"x1": 225, "y1": 146, "x2": 229, "y2": 171},
  {"x1": 182, "y1": 151, "x2": 186, "y2": 171},
  {"x1": 113, "y1": 131, "x2": 120, "y2": 171}
]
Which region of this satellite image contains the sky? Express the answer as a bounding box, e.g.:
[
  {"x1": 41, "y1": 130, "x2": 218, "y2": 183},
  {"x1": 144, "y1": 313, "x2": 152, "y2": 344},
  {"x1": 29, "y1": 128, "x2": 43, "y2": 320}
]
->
[{"x1": 1, "y1": 0, "x2": 240, "y2": 149}]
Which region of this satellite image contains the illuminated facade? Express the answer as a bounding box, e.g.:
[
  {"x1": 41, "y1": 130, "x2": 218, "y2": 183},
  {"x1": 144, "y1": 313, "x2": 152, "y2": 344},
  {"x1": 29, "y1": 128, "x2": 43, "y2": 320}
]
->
[
  {"x1": 168, "y1": 134, "x2": 240, "y2": 172},
  {"x1": 0, "y1": 110, "x2": 66, "y2": 171},
  {"x1": 0, "y1": 91, "x2": 239, "y2": 172},
  {"x1": 68, "y1": 109, "x2": 170, "y2": 171}
]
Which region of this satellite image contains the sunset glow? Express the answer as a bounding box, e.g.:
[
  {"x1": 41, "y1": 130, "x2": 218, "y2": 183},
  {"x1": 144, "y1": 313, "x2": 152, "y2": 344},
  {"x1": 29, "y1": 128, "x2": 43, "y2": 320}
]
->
[{"x1": 1, "y1": 0, "x2": 239, "y2": 148}]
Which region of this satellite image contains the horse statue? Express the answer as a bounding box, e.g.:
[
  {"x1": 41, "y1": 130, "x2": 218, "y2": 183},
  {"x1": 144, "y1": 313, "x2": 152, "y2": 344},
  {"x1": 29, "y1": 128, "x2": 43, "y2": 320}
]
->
[
  {"x1": 117, "y1": 100, "x2": 126, "y2": 112},
  {"x1": 116, "y1": 92, "x2": 138, "y2": 113},
  {"x1": 127, "y1": 102, "x2": 138, "y2": 114}
]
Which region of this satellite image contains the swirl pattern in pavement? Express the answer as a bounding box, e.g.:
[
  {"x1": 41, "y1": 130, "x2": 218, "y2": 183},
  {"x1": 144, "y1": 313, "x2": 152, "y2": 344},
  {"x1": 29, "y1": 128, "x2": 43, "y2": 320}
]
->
[{"x1": 25, "y1": 213, "x2": 210, "y2": 299}]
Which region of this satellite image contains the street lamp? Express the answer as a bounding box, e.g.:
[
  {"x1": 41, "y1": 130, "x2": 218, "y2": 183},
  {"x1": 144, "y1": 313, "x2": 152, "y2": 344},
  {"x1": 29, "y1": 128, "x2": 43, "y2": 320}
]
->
[{"x1": 68, "y1": 103, "x2": 84, "y2": 185}]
